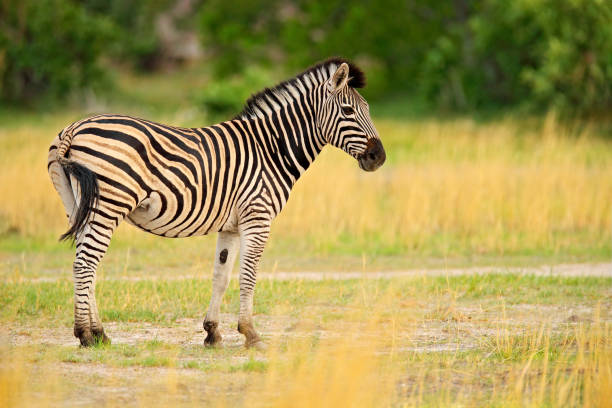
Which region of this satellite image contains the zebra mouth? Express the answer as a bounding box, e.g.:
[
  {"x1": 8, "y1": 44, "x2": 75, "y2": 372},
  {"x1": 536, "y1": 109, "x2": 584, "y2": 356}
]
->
[{"x1": 358, "y1": 138, "x2": 386, "y2": 171}]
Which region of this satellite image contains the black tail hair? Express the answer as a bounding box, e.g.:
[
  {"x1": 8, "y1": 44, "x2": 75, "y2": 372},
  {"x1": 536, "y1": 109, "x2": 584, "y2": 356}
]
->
[{"x1": 59, "y1": 161, "x2": 99, "y2": 243}]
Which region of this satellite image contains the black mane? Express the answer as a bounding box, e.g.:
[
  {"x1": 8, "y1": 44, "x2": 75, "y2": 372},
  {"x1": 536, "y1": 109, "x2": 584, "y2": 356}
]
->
[{"x1": 235, "y1": 57, "x2": 366, "y2": 119}]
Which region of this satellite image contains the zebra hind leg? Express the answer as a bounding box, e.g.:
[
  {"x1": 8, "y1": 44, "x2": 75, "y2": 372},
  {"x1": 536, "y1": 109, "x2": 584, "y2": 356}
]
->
[
  {"x1": 203, "y1": 231, "x2": 240, "y2": 347},
  {"x1": 73, "y1": 220, "x2": 117, "y2": 347}
]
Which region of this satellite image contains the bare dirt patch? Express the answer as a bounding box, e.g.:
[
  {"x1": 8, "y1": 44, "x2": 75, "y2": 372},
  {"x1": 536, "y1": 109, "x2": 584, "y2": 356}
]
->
[
  {"x1": 13, "y1": 262, "x2": 611, "y2": 283},
  {"x1": 4, "y1": 301, "x2": 606, "y2": 353},
  {"x1": 263, "y1": 262, "x2": 612, "y2": 280}
]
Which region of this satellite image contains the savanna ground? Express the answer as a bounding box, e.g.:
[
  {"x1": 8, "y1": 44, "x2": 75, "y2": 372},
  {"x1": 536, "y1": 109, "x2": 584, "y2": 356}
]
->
[{"x1": 1, "y1": 67, "x2": 612, "y2": 407}]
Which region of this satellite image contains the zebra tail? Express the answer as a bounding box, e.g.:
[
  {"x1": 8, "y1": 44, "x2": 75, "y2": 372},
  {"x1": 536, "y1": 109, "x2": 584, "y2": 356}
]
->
[{"x1": 57, "y1": 132, "x2": 100, "y2": 243}]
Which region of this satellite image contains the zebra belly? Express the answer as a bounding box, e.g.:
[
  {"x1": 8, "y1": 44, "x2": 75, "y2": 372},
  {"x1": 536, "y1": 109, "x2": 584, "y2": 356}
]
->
[{"x1": 125, "y1": 189, "x2": 239, "y2": 238}]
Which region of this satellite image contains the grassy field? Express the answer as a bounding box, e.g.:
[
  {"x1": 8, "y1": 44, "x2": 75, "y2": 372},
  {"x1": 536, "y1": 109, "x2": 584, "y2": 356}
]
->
[
  {"x1": 1, "y1": 274, "x2": 611, "y2": 406},
  {"x1": 1, "y1": 67, "x2": 611, "y2": 406}
]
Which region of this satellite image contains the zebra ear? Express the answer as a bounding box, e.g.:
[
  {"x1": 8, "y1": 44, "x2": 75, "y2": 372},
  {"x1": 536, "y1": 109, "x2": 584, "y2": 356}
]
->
[{"x1": 328, "y1": 63, "x2": 350, "y2": 92}]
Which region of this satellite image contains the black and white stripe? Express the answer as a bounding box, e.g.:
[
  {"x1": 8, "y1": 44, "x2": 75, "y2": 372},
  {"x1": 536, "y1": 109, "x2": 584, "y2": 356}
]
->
[{"x1": 47, "y1": 57, "x2": 385, "y2": 347}]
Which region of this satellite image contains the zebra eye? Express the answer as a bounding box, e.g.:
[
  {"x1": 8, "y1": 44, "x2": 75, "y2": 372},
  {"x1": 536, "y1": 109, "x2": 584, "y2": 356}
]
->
[{"x1": 341, "y1": 106, "x2": 355, "y2": 116}]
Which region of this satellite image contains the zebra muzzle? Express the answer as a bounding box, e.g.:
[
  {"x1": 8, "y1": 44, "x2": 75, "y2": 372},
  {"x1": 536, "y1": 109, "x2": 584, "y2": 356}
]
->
[{"x1": 358, "y1": 138, "x2": 386, "y2": 172}]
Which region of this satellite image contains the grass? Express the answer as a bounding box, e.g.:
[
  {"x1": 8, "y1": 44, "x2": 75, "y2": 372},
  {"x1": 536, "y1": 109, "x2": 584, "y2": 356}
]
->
[
  {"x1": 1, "y1": 275, "x2": 611, "y2": 407},
  {"x1": 1, "y1": 274, "x2": 610, "y2": 325}
]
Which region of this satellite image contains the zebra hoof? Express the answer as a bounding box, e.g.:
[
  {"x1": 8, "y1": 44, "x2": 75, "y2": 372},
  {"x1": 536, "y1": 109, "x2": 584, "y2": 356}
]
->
[
  {"x1": 74, "y1": 326, "x2": 95, "y2": 347},
  {"x1": 75, "y1": 326, "x2": 111, "y2": 347},
  {"x1": 238, "y1": 321, "x2": 264, "y2": 350},
  {"x1": 203, "y1": 321, "x2": 222, "y2": 347},
  {"x1": 78, "y1": 334, "x2": 95, "y2": 347}
]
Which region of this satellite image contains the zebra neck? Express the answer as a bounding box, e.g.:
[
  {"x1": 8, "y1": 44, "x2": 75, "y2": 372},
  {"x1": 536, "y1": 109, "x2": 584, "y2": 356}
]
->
[{"x1": 251, "y1": 98, "x2": 326, "y2": 184}]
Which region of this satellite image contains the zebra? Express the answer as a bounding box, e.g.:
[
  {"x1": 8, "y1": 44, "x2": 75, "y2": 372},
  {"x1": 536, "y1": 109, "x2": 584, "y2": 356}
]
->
[{"x1": 47, "y1": 57, "x2": 386, "y2": 348}]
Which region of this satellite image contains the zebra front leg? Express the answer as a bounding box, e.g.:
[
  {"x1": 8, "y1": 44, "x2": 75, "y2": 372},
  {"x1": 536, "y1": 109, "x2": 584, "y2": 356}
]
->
[
  {"x1": 237, "y1": 223, "x2": 270, "y2": 348},
  {"x1": 203, "y1": 231, "x2": 240, "y2": 347},
  {"x1": 73, "y1": 224, "x2": 113, "y2": 346}
]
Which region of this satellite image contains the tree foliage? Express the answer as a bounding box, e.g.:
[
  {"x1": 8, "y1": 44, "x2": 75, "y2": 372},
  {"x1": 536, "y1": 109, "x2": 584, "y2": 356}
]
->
[
  {"x1": 0, "y1": 0, "x2": 113, "y2": 104},
  {"x1": 1, "y1": 0, "x2": 610, "y2": 114},
  {"x1": 81, "y1": 0, "x2": 188, "y2": 71},
  {"x1": 199, "y1": 0, "x2": 612, "y2": 114}
]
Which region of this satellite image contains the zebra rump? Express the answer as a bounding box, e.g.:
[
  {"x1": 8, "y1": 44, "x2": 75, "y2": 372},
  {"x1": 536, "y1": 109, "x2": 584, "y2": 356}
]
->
[{"x1": 58, "y1": 159, "x2": 100, "y2": 243}]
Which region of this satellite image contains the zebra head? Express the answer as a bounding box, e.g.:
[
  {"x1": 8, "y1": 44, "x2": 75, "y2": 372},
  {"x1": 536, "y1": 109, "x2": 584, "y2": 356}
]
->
[{"x1": 319, "y1": 62, "x2": 386, "y2": 172}]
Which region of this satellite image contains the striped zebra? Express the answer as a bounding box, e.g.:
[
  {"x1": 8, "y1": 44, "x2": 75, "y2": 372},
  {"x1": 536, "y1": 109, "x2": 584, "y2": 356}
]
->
[{"x1": 47, "y1": 58, "x2": 386, "y2": 348}]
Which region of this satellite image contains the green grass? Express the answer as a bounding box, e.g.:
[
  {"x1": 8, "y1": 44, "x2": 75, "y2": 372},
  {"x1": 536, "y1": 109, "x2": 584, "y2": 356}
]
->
[{"x1": 1, "y1": 275, "x2": 609, "y2": 325}]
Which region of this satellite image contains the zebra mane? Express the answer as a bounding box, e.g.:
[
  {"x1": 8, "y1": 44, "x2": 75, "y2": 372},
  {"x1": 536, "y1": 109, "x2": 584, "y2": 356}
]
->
[{"x1": 235, "y1": 57, "x2": 366, "y2": 120}]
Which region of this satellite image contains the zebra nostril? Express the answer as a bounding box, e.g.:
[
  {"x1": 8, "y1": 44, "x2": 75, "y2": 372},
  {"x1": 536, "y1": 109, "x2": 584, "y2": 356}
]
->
[{"x1": 368, "y1": 152, "x2": 376, "y2": 161}]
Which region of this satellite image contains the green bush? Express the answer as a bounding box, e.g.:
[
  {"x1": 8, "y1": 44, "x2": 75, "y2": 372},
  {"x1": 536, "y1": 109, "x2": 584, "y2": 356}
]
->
[
  {"x1": 2, "y1": 0, "x2": 610, "y2": 114},
  {"x1": 0, "y1": 0, "x2": 114, "y2": 104},
  {"x1": 515, "y1": 0, "x2": 612, "y2": 113},
  {"x1": 198, "y1": 0, "x2": 430, "y2": 100},
  {"x1": 199, "y1": 0, "x2": 612, "y2": 114},
  {"x1": 421, "y1": 0, "x2": 612, "y2": 113}
]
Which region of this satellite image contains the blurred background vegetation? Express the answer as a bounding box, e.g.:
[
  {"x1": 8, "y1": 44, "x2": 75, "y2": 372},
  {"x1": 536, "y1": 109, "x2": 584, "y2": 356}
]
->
[{"x1": 1, "y1": 0, "x2": 611, "y2": 115}]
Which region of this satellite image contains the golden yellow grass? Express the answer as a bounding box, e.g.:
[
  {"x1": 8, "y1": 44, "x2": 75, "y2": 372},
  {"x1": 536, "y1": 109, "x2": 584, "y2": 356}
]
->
[
  {"x1": 281, "y1": 115, "x2": 612, "y2": 257},
  {"x1": 0, "y1": 112, "x2": 610, "y2": 259}
]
